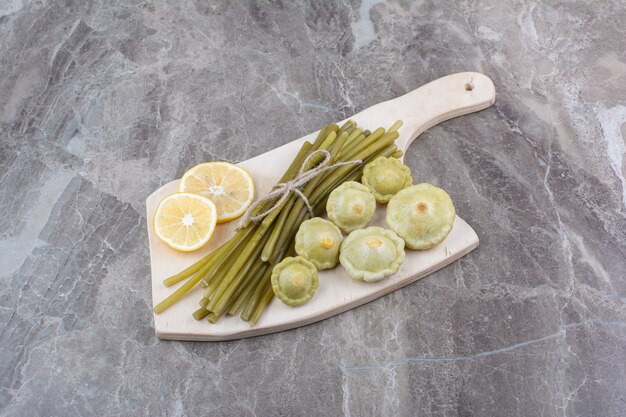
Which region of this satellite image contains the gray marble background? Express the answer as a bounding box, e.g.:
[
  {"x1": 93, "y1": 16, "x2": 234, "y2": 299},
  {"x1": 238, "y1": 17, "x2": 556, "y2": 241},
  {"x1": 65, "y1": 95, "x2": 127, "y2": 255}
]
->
[{"x1": 1, "y1": 0, "x2": 625, "y2": 416}]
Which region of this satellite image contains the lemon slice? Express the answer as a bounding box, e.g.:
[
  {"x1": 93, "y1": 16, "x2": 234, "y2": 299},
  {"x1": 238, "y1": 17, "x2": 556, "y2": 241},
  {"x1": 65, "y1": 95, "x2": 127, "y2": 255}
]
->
[
  {"x1": 153, "y1": 193, "x2": 217, "y2": 252},
  {"x1": 179, "y1": 162, "x2": 255, "y2": 223}
]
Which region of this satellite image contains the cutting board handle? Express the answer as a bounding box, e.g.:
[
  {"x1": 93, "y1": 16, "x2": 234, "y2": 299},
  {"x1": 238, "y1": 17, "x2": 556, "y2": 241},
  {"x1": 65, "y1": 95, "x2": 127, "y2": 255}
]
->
[{"x1": 387, "y1": 72, "x2": 496, "y2": 152}]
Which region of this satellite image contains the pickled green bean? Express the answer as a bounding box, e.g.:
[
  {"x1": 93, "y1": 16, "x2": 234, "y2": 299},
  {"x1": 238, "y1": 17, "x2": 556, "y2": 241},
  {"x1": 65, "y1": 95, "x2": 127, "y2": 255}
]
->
[
  {"x1": 206, "y1": 225, "x2": 271, "y2": 311},
  {"x1": 241, "y1": 267, "x2": 273, "y2": 322},
  {"x1": 228, "y1": 262, "x2": 269, "y2": 315},
  {"x1": 388, "y1": 120, "x2": 403, "y2": 132},
  {"x1": 193, "y1": 307, "x2": 210, "y2": 320},
  {"x1": 248, "y1": 282, "x2": 275, "y2": 326}
]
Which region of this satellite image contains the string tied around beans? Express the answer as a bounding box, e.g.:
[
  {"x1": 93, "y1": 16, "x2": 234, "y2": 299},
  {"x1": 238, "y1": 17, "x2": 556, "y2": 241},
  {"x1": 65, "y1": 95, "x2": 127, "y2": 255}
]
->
[{"x1": 238, "y1": 149, "x2": 362, "y2": 228}]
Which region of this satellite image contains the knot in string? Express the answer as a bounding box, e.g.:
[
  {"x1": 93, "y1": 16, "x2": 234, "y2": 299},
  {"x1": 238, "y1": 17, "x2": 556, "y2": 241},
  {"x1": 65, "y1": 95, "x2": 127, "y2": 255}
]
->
[{"x1": 238, "y1": 150, "x2": 362, "y2": 228}]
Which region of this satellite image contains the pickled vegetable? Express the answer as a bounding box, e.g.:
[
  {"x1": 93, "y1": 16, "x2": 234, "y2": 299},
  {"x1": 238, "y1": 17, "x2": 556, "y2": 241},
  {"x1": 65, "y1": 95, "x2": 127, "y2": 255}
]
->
[
  {"x1": 386, "y1": 183, "x2": 455, "y2": 250},
  {"x1": 295, "y1": 218, "x2": 343, "y2": 269},
  {"x1": 326, "y1": 181, "x2": 376, "y2": 233},
  {"x1": 361, "y1": 157, "x2": 412, "y2": 203},
  {"x1": 339, "y1": 227, "x2": 405, "y2": 282},
  {"x1": 271, "y1": 256, "x2": 319, "y2": 307}
]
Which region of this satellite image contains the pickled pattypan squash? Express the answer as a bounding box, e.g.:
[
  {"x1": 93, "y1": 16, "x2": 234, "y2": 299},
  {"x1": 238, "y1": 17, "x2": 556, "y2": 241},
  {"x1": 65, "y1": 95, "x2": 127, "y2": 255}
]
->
[
  {"x1": 339, "y1": 227, "x2": 405, "y2": 282},
  {"x1": 386, "y1": 183, "x2": 455, "y2": 250},
  {"x1": 295, "y1": 218, "x2": 343, "y2": 270},
  {"x1": 271, "y1": 256, "x2": 318, "y2": 307},
  {"x1": 326, "y1": 181, "x2": 376, "y2": 233},
  {"x1": 362, "y1": 157, "x2": 412, "y2": 203}
]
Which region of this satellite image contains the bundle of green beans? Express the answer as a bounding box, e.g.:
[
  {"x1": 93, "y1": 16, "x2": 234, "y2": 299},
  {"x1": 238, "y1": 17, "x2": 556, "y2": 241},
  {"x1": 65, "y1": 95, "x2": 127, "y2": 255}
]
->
[{"x1": 153, "y1": 119, "x2": 404, "y2": 326}]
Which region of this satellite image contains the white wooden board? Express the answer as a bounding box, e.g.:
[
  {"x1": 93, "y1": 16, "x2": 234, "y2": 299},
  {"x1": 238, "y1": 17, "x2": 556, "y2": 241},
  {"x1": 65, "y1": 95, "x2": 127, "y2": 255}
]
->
[{"x1": 147, "y1": 72, "x2": 496, "y2": 341}]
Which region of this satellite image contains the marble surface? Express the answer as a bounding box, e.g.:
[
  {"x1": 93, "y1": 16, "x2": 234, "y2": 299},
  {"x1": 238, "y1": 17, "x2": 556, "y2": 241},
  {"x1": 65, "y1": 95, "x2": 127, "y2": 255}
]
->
[{"x1": 1, "y1": 0, "x2": 625, "y2": 416}]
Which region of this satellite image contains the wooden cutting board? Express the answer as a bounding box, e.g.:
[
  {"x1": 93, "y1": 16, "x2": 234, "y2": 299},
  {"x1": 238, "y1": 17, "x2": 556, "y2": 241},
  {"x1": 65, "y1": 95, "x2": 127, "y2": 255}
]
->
[{"x1": 147, "y1": 72, "x2": 496, "y2": 341}]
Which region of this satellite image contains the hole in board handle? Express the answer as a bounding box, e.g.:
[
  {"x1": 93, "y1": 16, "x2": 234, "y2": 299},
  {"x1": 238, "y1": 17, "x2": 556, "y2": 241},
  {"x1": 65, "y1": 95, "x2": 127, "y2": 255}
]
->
[{"x1": 464, "y1": 81, "x2": 474, "y2": 92}]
